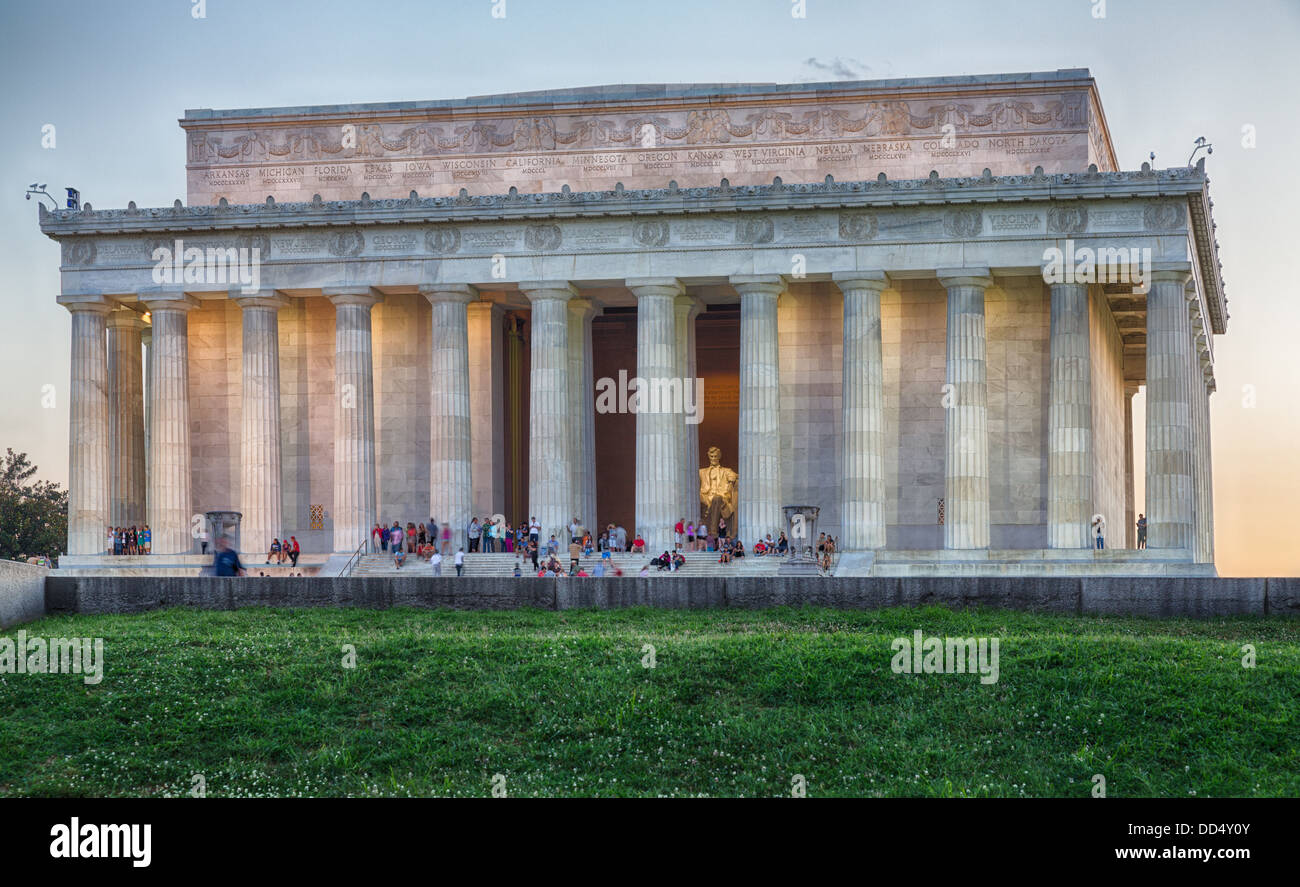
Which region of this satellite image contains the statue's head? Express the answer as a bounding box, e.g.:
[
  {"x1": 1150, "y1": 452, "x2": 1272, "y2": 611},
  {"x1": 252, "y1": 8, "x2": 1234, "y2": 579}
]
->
[{"x1": 707, "y1": 446, "x2": 722, "y2": 465}]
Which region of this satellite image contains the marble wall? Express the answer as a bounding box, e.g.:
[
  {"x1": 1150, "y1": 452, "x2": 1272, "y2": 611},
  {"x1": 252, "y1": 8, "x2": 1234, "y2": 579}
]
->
[
  {"x1": 1089, "y1": 287, "x2": 1127, "y2": 547},
  {"x1": 778, "y1": 282, "x2": 843, "y2": 541},
  {"x1": 372, "y1": 293, "x2": 432, "y2": 528}
]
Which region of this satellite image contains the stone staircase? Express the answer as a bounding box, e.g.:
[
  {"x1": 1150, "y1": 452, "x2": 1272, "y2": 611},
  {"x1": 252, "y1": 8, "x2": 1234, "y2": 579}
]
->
[{"x1": 347, "y1": 549, "x2": 786, "y2": 578}]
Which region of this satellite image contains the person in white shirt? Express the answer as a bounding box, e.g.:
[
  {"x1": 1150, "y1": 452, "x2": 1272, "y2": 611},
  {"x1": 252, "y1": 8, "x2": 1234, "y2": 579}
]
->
[
  {"x1": 454, "y1": 547, "x2": 465, "y2": 576},
  {"x1": 430, "y1": 551, "x2": 442, "y2": 576}
]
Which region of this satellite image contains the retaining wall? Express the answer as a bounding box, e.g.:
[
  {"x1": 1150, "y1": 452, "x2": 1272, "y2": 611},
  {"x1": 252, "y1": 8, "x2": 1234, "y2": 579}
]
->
[
  {"x1": 35, "y1": 574, "x2": 1300, "y2": 621},
  {"x1": 0, "y1": 560, "x2": 50, "y2": 628}
]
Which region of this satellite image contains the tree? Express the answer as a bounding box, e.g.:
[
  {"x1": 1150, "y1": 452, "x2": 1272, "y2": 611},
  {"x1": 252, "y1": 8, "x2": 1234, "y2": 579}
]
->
[{"x1": 0, "y1": 449, "x2": 68, "y2": 563}]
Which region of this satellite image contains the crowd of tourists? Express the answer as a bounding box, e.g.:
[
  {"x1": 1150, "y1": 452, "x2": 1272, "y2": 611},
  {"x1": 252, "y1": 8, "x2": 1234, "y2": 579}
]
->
[
  {"x1": 105, "y1": 525, "x2": 151, "y2": 555},
  {"x1": 366, "y1": 510, "x2": 843, "y2": 575}
]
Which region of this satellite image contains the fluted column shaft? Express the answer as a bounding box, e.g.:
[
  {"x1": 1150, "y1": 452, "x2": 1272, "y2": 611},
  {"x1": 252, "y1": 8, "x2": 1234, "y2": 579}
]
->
[
  {"x1": 629, "y1": 278, "x2": 684, "y2": 553},
  {"x1": 1203, "y1": 375, "x2": 1216, "y2": 565},
  {"x1": 567, "y1": 298, "x2": 599, "y2": 536},
  {"x1": 1124, "y1": 385, "x2": 1137, "y2": 548},
  {"x1": 1144, "y1": 268, "x2": 1194, "y2": 550},
  {"x1": 1046, "y1": 282, "x2": 1093, "y2": 548},
  {"x1": 731, "y1": 276, "x2": 784, "y2": 542},
  {"x1": 237, "y1": 292, "x2": 288, "y2": 556},
  {"x1": 674, "y1": 295, "x2": 703, "y2": 529},
  {"x1": 521, "y1": 282, "x2": 574, "y2": 543},
  {"x1": 60, "y1": 295, "x2": 113, "y2": 555},
  {"x1": 424, "y1": 285, "x2": 476, "y2": 553},
  {"x1": 142, "y1": 326, "x2": 153, "y2": 520},
  {"x1": 939, "y1": 270, "x2": 992, "y2": 550},
  {"x1": 107, "y1": 310, "x2": 146, "y2": 527},
  {"x1": 326, "y1": 288, "x2": 381, "y2": 553},
  {"x1": 143, "y1": 294, "x2": 197, "y2": 554},
  {"x1": 835, "y1": 272, "x2": 888, "y2": 550}
]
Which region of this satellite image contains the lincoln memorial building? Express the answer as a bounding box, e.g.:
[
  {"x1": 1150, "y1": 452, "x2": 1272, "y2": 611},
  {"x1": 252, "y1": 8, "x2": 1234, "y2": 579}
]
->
[{"x1": 40, "y1": 69, "x2": 1228, "y2": 575}]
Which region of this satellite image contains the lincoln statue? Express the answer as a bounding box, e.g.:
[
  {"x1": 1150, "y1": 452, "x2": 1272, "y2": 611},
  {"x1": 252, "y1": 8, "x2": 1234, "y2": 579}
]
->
[{"x1": 699, "y1": 446, "x2": 738, "y2": 536}]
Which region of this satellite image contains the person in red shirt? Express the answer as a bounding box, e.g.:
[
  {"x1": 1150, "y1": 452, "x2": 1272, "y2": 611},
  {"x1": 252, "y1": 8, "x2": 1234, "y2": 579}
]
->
[
  {"x1": 674, "y1": 519, "x2": 685, "y2": 550},
  {"x1": 632, "y1": 534, "x2": 645, "y2": 553},
  {"x1": 289, "y1": 536, "x2": 300, "y2": 568}
]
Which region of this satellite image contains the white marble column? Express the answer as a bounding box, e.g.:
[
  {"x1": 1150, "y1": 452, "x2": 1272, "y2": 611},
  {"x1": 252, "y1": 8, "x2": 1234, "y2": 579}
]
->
[
  {"x1": 141, "y1": 324, "x2": 152, "y2": 518},
  {"x1": 107, "y1": 309, "x2": 146, "y2": 528},
  {"x1": 423, "y1": 284, "x2": 476, "y2": 553},
  {"x1": 1046, "y1": 282, "x2": 1093, "y2": 548},
  {"x1": 938, "y1": 269, "x2": 992, "y2": 550},
  {"x1": 325, "y1": 287, "x2": 381, "y2": 553},
  {"x1": 628, "y1": 278, "x2": 684, "y2": 553},
  {"x1": 834, "y1": 272, "x2": 889, "y2": 550},
  {"x1": 567, "y1": 297, "x2": 599, "y2": 536},
  {"x1": 1189, "y1": 299, "x2": 1213, "y2": 565},
  {"x1": 58, "y1": 294, "x2": 113, "y2": 556},
  {"x1": 1203, "y1": 373, "x2": 1217, "y2": 566},
  {"x1": 468, "y1": 301, "x2": 506, "y2": 518},
  {"x1": 1124, "y1": 383, "x2": 1137, "y2": 549},
  {"x1": 674, "y1": 294, "x2": 703, "y2": 529},
  {"x1": 144, "y1": 292, "x2": 198, "y2": 555},
  {"x1": 520, "y1": 281, "x2": 574, "y2": 544},
  {"x1": 1144, "y1": 266, "x2": 1194, "y2": 551},
  {"x1": 731, "y1": 275, "x2": 784, "y2": 543},
  {"x1": 236, "y1": 291, "x2": 288, "y2": 556}
]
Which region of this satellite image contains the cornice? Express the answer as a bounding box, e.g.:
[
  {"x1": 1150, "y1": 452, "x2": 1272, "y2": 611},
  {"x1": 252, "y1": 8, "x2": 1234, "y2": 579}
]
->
[{"x1": 38, "y1": 165, "x2": 1210, "y2": 237}]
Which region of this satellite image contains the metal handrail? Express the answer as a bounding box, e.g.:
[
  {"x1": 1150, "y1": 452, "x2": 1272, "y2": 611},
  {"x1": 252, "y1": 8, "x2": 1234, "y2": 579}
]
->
[{"x1": 339, "y1": 537, "x2": 369, "y2": 578}]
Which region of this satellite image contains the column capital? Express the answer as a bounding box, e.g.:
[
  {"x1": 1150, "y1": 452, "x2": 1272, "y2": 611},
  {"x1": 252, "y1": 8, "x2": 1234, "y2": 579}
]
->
[
  {"x1": 106, "y1": 308, "x2": 147, "y2": 331},
  {"x1": 937, "y1": 268, "x2": 993, "y2": 289},
  {"x1": 519, "y1": 280, "x2": 577, "y2": 302},
  {"x1": 1124, "y1": 381, "x2": 1141, "y2": 398},
  {"x1": 141, "y1": 289, "x2": 200, "y2": 313},
  {"x1": 57, "y1": 292, "x2": 114, "y2": 315},
  {"x1": 729, "y1": 274, "x2": 785, "y2": 297},
  {"x1": 567, "y1": 296, "x2": 599, "y2": 321},
  {"x1": 1148, "y1": 262, "x2": 1193, "y2": 285},
  {"x1": 232, "y1": 289, "x2": 290, "y2": 310},
  {"x1": 833, "y1": 270, "x2": 891, "y2": 293},
  {"x1": 324, "y1": 285, "x2": 383, "y2": 308},
  {"x1": 419, "y1": 283, "x2": 477, "y2": 304},
  {"x1": 627, "y1": 277, "x2": 684, "y2": 299},
  {"x1": 674, "y1": 292, "x2": 705, "y2": 319}
]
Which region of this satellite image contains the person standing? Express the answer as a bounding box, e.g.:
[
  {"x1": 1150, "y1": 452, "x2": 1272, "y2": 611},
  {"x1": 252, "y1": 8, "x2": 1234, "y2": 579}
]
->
[
  {"x1": 529, "y1": 516, "x2": 541, "y2": 547},
  {"x1": 199, "y1": 523, "x2": 209, "y2": 555},
  {"x1": 212, "y1": 536, "x2": 245, "y2": 577},
  {"x1": 1136, "y1": 514, "x2": 1148, "y2": 549},
  {"x1": 454, "y1": 547, "x2": 465, "y2": 577},
  {"x1": 372, "y1": 523, "x2": 384, "y2": 553},
  {"x1": 674, "y1": 518, "x2": 685, "y2": 551},
  {"x1": 289, "y1": 536, "x2": 300, "y2": 568}
]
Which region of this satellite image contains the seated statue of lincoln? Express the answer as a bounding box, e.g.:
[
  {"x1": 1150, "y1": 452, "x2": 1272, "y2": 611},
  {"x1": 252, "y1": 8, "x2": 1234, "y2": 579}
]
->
[{"x1": 698, "y1": 445, "x2": 738, "y2": 537}]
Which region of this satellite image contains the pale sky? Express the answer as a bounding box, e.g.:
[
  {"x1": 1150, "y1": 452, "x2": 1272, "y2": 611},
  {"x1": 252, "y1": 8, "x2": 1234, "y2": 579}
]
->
[{"x1": 2, "y1": 0, "x2": 1297, "y2": 575}]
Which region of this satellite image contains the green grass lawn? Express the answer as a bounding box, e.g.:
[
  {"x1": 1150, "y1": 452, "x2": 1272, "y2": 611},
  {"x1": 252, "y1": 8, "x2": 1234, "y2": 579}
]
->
[{"x1": 1, "y1": 606, "x2": 1296, "y2": 797}]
